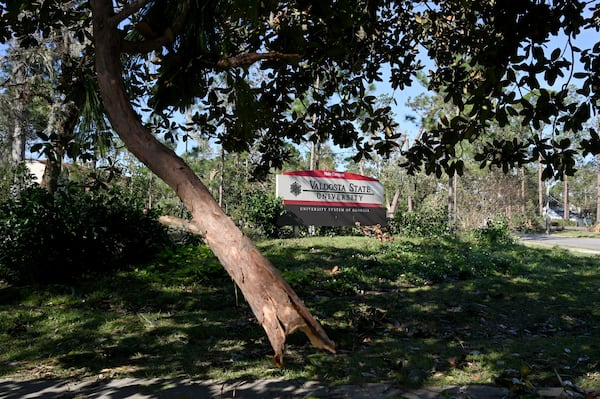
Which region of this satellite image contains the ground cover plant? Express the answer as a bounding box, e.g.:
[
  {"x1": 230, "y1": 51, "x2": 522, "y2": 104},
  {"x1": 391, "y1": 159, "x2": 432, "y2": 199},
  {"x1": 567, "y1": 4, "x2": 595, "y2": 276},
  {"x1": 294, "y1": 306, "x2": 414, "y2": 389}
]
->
[{"x1": 0, "y1": 235, "x2": 598, "y2": 396}]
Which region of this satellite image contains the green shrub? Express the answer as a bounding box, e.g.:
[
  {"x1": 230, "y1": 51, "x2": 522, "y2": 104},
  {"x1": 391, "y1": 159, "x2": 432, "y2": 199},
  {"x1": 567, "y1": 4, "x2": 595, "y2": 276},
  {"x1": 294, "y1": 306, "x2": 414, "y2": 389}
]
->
[
  {"x1": 0, "y1": 185, "x2": 170, "y2": 284},
  {"x1": 393, "y1": 206, "x2": 450, "y2": 238},
  {"x1": 0, "y1": 162, "x2": 36, "y2": 206},
  {"x1": 471, "y1": 213, "x2": 515, "y2": 245},
  {"x1": 243, "y1": 191, "x2": 286, "y2": 238}
]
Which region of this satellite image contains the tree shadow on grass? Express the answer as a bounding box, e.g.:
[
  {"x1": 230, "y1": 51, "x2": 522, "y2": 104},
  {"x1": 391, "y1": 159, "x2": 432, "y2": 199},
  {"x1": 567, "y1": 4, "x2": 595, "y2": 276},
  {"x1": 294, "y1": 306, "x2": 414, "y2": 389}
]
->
[
  {"x1": 0, "y1": 269, "x2": 271, "y2": 380},
  {"x1": 263, "y1": 239, "x2": 600, "y2": 388},
  {"x1": 0, "y1": 238, "x2": 598, "y2": 390}
]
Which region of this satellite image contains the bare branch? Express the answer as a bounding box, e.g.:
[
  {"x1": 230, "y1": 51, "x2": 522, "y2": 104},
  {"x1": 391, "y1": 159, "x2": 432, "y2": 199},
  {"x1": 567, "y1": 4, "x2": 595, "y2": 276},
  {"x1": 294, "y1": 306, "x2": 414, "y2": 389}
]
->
[
  {"x1": 121, "y1": 35, "x2": 171, "y2": 53},
  {"x1": 158, "y1": 215, "x2": 205, "y2": 236}
]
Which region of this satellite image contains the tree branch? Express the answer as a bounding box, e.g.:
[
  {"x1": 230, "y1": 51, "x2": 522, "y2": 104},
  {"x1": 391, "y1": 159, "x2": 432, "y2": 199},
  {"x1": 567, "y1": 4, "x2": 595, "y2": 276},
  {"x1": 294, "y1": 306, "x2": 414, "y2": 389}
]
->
[
  {"x1": 120, "y1": 0, "x2": 190, "y2": 54},
  {"x1": 111, "y1": 0, "x2": 149, "y2": 26},
  {"x1": 158, "y1": 215, "x2": 205, "y2": 236},
  {"x1": 215, "y1": 52, "x2": 301, "y2": 69},
  {"x1": 121, "y1": 35, "x2": 172, "y2": 53}
]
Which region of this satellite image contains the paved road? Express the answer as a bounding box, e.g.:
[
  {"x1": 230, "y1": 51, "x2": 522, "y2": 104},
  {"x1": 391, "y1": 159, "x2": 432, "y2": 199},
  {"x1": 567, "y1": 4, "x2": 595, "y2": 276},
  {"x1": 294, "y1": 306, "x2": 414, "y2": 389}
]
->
[
  {"x1": 0, "y1": 377, "x2": 577, "y2": 399},
  {"x1": 518, "y1": 234, "x2": 600, "y2": 254}
]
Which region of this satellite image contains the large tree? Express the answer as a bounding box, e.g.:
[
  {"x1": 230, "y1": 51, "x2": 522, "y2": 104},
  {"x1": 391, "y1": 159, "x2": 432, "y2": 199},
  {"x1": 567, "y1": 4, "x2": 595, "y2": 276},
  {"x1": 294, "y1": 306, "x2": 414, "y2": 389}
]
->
[
  {"x1": 0, "y1": 42, "x2": 51, "y2": 166},
  {"x1": 1, "y1": 0, "x2": 599, "y2": 363}
]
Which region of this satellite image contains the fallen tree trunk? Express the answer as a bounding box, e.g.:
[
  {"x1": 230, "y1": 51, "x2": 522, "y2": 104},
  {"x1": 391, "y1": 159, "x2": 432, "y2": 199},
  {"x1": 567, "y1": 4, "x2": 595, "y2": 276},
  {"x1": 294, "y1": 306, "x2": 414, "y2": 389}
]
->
[{"x1": 91, "y1": 0, "x2": 335, "y2": 366}]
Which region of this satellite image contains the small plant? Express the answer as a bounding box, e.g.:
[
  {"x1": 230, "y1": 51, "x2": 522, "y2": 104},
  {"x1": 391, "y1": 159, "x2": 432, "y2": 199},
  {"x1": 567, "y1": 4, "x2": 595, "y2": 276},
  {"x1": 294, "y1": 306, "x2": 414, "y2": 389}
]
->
[{"x1": 472, "y1": 214, "x2": 515, "y2": 245}]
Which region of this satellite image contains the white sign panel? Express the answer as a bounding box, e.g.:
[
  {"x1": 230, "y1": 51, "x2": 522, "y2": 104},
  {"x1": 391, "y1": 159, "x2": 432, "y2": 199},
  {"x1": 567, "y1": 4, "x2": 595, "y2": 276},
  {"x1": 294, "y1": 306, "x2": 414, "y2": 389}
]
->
[{"x1": 276, "y1": 170, "x2": 384, "y2": 207}]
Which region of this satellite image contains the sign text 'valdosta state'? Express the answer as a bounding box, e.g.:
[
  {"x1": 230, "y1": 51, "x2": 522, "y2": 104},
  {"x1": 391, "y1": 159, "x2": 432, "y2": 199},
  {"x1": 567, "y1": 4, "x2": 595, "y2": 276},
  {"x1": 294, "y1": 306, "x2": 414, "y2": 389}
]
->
[{"x1": 276, "y1": 170, "x2": 384, "y2": 207}]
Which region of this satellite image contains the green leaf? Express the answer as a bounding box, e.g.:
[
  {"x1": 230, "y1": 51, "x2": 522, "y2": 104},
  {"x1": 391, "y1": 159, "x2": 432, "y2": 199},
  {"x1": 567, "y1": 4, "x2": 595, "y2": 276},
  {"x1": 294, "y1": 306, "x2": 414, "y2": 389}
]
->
[{"x1": 30, "y1": 143, "x2": 44, "y2": 153}]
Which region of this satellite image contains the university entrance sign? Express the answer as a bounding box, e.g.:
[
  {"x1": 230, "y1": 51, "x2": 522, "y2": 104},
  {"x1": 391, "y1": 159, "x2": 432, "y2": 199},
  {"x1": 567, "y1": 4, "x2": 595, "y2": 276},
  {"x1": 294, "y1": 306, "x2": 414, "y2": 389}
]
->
[{"x1": 276, "y1": 170, "x2": 387, "y2": 226}]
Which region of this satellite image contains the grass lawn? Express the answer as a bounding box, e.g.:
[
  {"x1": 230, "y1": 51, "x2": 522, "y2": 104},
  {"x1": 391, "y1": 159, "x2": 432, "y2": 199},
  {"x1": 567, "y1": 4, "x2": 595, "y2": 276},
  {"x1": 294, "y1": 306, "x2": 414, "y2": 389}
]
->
[{"x1": 0, "y1": 235, "x2": 598, "y2": 393}]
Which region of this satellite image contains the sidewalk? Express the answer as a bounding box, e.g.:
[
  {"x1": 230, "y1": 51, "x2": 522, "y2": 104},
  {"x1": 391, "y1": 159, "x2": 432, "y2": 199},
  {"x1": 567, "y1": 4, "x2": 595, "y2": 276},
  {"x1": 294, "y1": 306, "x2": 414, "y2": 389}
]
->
[
  {"x1": 518, "y1": 234, "x2": 600, "y2": 255},
  {"x1": 0, "y1": 377, "x2": 580, "y2": 398}
]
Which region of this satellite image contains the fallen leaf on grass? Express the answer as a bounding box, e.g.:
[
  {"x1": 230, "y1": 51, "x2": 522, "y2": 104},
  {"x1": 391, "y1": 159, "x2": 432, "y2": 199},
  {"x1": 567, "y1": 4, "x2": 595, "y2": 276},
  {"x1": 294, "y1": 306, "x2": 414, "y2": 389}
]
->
[{"x1": 326, "y1": 266, "x2": 340, "y2": 275}]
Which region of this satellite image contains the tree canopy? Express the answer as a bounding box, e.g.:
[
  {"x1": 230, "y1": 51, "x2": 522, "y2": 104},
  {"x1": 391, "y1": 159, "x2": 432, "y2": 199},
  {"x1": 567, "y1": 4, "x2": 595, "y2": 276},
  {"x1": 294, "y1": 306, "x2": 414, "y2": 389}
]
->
[{"x1": 2, "y1": 0, "x2": 598, "y2": 179}]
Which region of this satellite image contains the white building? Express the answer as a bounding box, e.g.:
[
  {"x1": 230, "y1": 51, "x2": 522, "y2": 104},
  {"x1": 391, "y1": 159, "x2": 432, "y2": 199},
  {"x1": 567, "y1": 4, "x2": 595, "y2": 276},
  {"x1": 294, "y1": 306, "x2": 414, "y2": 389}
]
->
[{"x1": 25, "y1": 159, "x2": 46, "y2": 184}]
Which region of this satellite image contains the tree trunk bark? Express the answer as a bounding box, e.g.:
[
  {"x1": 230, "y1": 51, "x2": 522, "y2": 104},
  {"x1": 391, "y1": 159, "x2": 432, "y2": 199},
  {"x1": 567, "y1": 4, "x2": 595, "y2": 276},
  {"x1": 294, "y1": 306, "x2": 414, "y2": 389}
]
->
[
  {"x1": 597, "y1": 154, "x2": 600, "y2": 225},
  {"x1": 41, "y1": 102, "x2": 79, "y2": 193},
  {"x1": 90, "y1": 0, "x2": 334, "y2": 366},
  {"x1": 403, "y1": 137, "x2": 414, "y2": 214},
  {"x1": 563, "y1": 174, "x2": 569, "y2": 221},
  {"x1": 453, "y1": 174, "x2": 458, "y2": 223},
  {"x1": 11, "y1": 107, "x2": 25, "y2": 164},
  {"x1": 538, "y1": 156, "x2": 544, "y2": 216},
  {"x1": 391, "y1": 188, "x2": 400, "y2": 216},
  {"x1": 384, "y1": 188, "x2": 400, "y2": 218},
  {"x1": 447, "y1": 174, "x2": 456, "y2": 227},
  {"x1": 11, "y1": 66, "x2": 26, "y2": 165},
  {"x1": 219, "y1": 146, "x2": 224, "y2": 208},
  {"x1": 41, "y1": 153, "x2": 61, "y2": 193},
  {"x1": 520, "y1": 168, "x2": 526, "y2": 215}
]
